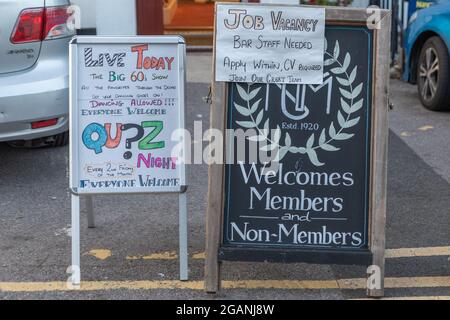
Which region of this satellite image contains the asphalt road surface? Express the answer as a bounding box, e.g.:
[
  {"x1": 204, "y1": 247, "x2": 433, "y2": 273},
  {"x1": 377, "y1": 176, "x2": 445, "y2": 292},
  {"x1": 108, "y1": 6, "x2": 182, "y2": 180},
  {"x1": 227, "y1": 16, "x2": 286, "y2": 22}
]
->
[{"x1": 0, "y1": 54, "x2": 449, "y2": 300}]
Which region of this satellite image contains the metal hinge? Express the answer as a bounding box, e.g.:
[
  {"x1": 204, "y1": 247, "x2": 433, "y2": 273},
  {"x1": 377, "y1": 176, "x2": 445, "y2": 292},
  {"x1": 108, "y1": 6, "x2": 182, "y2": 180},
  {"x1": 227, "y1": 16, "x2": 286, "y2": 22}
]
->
[
  {"x1": 388, "y1": 99, "x2": 394, "y2": 111},
  {"x1": 203, "y1": 86, "x2": 212, "y2": 105}
]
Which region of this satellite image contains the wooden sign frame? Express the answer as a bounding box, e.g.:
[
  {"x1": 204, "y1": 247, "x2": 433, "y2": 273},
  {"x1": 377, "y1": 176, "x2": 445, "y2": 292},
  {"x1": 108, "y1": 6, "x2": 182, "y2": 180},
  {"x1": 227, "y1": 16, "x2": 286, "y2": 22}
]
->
[{"x1": 205, "y1": 4, "x2": 391, "y2": 298}]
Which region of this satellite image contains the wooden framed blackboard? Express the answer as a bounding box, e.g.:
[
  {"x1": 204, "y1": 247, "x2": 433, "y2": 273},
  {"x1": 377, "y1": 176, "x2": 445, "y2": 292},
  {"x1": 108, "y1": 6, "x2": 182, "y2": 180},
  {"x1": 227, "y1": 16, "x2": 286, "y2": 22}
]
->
[{"x1": 206, "y1": 4, "x2": 391, "y2": 298}]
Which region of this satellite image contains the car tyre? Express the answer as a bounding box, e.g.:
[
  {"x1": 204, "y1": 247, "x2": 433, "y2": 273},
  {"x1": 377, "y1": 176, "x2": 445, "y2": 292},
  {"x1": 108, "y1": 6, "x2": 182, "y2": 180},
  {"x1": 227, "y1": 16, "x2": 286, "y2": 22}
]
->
[
  {"x1": 417, "y1": 36, "x2": 450, "y2": 111},
  {"x1": 49, "y1": 131, "x2": 69, "y2": 147}
]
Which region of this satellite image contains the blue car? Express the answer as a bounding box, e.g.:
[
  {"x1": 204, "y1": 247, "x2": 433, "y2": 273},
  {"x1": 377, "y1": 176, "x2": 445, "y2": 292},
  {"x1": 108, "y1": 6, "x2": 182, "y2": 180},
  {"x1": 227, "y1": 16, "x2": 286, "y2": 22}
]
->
[{"x1": 403, "y1": 0, "x2": 450, "y2": 111}]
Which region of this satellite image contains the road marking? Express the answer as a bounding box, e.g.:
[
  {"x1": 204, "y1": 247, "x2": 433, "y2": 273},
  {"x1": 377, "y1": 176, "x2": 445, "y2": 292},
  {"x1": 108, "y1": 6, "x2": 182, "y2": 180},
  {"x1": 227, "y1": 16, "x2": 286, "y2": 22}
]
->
[
  {"x1": 85, "y1": 249, "x2": 112, "y2": 261},
  {"x1": 54, "y1": 226, "x2": 71, "y2": 237},
  {"x1": 386, "y1": 246, "x2": 450, "y2": 258},
  {"x1": 192, "y1": 252, "x2": 205, "y2": 260},
  {"x1": 418, "y1": 125, "x2": 434, "y2": 132},
  {"x1": 401, "y1": 126, "x2": 434, "y2": 137},
  {"x1": 1, "y1": 276, "x2": 450, "y2": 293},
  {"x1": 124, "y1": 246, "x2": 450, "y2": 261},
  {"x1": 0, "y1": 281, "x2": 203, "y2": 292},
  {"x1": 126, "y1": 251, "x2": 205, "y2": 260},
  {"x1": 223, "y1": 280, "x2": 339, "y2": 290},
  {"x1": 356, "y1": 296, "x2": 450, "y2": 300},
  {"x1": 383, "y1": 276, "x2": 450, "y2": 289},
  {"x1": 127, "y1": 251, "x2": 178, "y2": 260}
]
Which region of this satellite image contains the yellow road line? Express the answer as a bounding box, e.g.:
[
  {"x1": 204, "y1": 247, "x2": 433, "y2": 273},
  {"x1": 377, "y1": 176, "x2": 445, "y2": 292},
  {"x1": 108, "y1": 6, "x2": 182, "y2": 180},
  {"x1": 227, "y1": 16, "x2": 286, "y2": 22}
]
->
[
  {"x1": 85, "y1": 249, "x2": 112, "y2": 261},
  {"x1": 1, "y1": 276, "x2": 450, "y2": 293},
  {"x1": 0, "y1": 281, "x2": 203, "y2": 292},
  {"x1": 385, "y1": 276, "x2": 450, "y2": 289},
  {"x1": 385, "y1": 246, "x2": 450, "y2": 258},
  {"x1": 126, "y1": 251, "x2": 205, "y2": 260},
  {"x1": 417, "y1": 125, "x2": 434, "y2": 132},
  {"x1": 124, "y1": 246, "x2": 450, "y2": 261},
  {"x1": 222, "y1": 280, "x2": 339, "y2": 290},
  {"x1": 126, "y1": 251, "x2": 178, "y2": 260},
  {"x1": 192, "y1": 252, "x2": 206, "y2": 260},
  {"x1": 357, "y1": 296, "x2": 450, "y2": 300}
]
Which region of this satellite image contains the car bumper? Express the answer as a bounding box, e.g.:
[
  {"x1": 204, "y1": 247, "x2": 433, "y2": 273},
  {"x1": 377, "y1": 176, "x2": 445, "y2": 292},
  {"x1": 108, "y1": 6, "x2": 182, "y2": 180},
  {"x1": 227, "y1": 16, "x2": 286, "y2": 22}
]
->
[{"x1": 0, "y1": 48, "x2": 69, "y2": 142}]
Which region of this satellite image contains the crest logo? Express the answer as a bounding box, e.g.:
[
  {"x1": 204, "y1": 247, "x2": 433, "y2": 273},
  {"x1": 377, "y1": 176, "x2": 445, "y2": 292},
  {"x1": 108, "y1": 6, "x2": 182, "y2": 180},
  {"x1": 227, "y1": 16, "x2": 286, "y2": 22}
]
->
[{"x1": 234, "y1": 39, "x2": 365, "y2": 167}]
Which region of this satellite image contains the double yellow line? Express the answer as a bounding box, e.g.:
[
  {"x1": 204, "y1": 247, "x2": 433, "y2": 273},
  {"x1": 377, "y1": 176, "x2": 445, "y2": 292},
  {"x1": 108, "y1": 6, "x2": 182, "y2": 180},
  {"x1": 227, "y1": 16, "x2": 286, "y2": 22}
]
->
[
  {"x1": 1, "y1": 246, "x2": 448, "y2": 296},
  {"x1": 1, "y1": 276, "x2": 450, "y2": 293}
]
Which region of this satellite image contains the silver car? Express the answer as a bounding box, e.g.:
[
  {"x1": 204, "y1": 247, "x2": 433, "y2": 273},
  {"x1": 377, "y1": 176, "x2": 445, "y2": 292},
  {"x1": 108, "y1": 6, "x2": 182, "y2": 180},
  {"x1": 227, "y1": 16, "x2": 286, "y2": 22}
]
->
[{"x1": 0, "y1": 0, "x2": 74, "y2": 147}]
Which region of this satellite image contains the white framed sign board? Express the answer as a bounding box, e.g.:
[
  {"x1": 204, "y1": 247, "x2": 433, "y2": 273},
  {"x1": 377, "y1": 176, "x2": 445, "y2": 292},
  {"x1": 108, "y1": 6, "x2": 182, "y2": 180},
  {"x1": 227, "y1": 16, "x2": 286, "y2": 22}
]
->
[
  {"x1": 69, "y1": 36, "x2": 188, "y2": 284},
  {"x1": 214, "y1": 4, "x2": 325, "y2": 84}
]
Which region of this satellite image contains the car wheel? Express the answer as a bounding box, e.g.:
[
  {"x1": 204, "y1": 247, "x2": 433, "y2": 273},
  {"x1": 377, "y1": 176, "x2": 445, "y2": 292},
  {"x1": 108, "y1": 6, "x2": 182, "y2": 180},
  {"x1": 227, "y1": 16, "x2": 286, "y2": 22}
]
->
[
  {"x1": 417, "y1": 36, "x2": 450, "y2": 111},
  {"x1": 48, "y1": 131, "x2": 69, "y2": 147},
  {"x1": 8, "y1": 131, "x2": 69, "y2": 148}
]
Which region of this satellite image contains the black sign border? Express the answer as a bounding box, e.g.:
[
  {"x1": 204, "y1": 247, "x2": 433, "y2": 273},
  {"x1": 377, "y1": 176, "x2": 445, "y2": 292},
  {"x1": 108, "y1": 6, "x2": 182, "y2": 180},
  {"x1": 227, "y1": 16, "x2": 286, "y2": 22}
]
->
[{"x1": 221, "y1": 26, "x2": 374, "y2": 261}]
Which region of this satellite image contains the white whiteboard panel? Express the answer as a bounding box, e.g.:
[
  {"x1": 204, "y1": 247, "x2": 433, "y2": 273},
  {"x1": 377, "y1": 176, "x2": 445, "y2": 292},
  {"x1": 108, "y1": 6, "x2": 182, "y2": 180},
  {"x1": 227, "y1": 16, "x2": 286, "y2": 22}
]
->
[
  {"x1": 70, "y1": 36, "x2": 186, "y2": 194},
  {"x1": 214, "y1": 3, "x2": 325, "y2": 84}
]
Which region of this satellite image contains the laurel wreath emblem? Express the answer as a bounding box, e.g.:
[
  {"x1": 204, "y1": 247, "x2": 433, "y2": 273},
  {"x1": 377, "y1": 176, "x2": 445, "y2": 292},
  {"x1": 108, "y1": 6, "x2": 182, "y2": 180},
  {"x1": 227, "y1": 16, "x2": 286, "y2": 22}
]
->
[{"x1": 233, "y1": 39, "x2": 364, "y2": 167}]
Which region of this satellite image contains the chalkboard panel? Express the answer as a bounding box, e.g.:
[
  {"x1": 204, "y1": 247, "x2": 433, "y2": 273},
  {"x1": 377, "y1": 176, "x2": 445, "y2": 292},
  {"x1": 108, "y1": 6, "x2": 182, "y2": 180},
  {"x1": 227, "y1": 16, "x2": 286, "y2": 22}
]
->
[{"x1": 222, "y1": 26, "x2": 374, "y2": 259}]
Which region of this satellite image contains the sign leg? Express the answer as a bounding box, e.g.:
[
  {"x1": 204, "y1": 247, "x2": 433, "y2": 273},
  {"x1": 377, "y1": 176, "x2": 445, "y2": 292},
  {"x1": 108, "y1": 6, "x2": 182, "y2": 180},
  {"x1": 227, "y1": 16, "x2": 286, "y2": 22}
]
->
[
  {"x1": 204, "y1": 179, "x2": 222, "y2": 293},
  {"x1": 367, "y1": 254, "x2": 385, "y2": 297},
  {"x1": 204, "y1": 82, "x2": 226, "y2": 293},
  {"x1": 71, "y1": 194, "x2": 81, "y2": 285},
  {"x1": 179, "y1": 192, "x2": 188, "y2": 281},
  {"x1": 367, "y1": 167, "x2": 387, "y2": 297},
  {"x1": 85, "y1": 195, "x2": 95, "y2": 228}
]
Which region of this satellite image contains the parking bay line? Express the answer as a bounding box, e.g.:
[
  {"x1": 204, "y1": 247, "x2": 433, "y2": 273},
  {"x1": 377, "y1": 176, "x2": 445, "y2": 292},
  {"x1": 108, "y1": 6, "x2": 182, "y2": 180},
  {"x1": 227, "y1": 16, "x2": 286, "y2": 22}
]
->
[
  {"x1": 1, "y1": 276, "x2": 450, "y2": 293},
  {"x1": 124, "y1": 246, "x2": 450, "y2": 261}
]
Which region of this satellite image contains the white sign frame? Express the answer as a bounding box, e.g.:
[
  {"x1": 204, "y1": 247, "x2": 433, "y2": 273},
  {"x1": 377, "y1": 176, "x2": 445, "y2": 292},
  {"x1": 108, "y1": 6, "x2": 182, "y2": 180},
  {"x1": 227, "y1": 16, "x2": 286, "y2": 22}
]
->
[
  {"x1": 68, "y1": 36, "x2": 188, "y2": 285},
  {"x1": 214, "y1": 3, "x2": 325, "y2": 84},
  {"x1": 70, "y1": 36, "x2": 186, "y2": 195}
]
